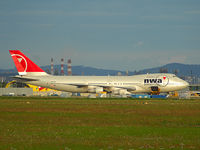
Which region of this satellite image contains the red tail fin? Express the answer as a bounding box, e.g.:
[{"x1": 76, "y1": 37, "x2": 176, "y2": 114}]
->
[{"x1": 9, "y1": 50, "x2": 47, "y2": 76}]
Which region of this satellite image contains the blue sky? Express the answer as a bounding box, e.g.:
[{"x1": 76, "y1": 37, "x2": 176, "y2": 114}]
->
[{"x1": 0, "y1": 0, "x2": 200, "y2": 71}]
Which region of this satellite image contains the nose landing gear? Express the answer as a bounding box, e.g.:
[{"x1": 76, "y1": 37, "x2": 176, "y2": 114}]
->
[{"x1": 151, "y1": 86, "x2": 160, "y2": 95}]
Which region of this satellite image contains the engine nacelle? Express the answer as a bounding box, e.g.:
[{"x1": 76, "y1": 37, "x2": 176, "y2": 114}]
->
[
  {"x1": 88, "y1": 86, "x2": 104, "y2": 93},
  {"x1": 113, "y1": 89, "x2": 129, "y2": 95}
]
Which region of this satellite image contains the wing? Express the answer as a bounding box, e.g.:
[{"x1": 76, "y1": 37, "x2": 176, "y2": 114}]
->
[{"x1": 66, "y1": 83, "x2": 136, "y2": 91}]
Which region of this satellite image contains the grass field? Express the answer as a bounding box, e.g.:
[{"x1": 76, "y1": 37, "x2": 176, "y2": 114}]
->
[{"x1": 0, "y1": 97, "x2": 200, "y2": 150}]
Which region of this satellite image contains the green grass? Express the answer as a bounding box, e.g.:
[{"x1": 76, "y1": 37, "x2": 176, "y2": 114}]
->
[{"x1": 0, "y1": 97, "x2": 200, "y2": 150}]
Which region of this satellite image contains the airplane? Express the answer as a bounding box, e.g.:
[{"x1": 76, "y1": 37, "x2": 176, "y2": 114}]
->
[{"x1": 9, "y1": 50, "x2": 189, "y2": 95}]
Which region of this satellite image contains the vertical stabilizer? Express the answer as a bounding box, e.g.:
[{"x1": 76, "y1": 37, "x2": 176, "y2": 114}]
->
[{"x1": 9, "y1": 50, "x2": 48, "y2": 76}]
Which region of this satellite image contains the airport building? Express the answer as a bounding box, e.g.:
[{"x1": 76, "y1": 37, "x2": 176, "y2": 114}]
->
[
  {"x1": 0, "y1": 88, "x2": 33, "y2": 96},
  {"x1": 189, "y1": 84, "x2": 200, "y2": 97}
]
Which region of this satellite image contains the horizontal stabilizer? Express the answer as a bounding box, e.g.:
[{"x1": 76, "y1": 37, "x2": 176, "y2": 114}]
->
[{"x1": 11, "y1": 76, "x2": 39, "y2": 82}]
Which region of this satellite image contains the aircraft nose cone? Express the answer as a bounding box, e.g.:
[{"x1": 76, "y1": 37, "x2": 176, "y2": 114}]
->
[{"x1": 182, "y1": 80, "x2": 189, "y2": 88}]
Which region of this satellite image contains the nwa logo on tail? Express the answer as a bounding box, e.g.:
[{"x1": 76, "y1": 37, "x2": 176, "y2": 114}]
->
[
  {"x1": 144, "y1": 76, "x2": 169, "y2": 87},
  {"x1": 11, "y1": 53, "x2": 28, "y2": 75}
]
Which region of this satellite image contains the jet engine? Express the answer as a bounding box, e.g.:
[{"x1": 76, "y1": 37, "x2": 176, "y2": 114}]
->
[
  {"x1": 88, "y1": 86, "x2": 104, "y2": 93},
  {"x1": 113, "y1": 88, "x2": 129, "y2": 95}
]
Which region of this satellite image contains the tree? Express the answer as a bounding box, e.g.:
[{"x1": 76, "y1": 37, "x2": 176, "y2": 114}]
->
[
  {"x1": 173, "y1": 69, "x2": 178, "y2": 75},
  {"x1": 160, "y1": 68, "x2": 168, "y2": 73},
  {"x1": 54, "y1": 68, "x2": 59, "y2": 75},
  {"x1": 45, "y1": 69, "x2": 50, "y2": 74}
]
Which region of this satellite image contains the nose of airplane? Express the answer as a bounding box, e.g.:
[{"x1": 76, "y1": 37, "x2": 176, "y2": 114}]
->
[
  {"x1": 181, "y1": 80, "x2": 189, "y2": 88},
  {"x1": 170, "y1": 77, "x2": 189, "y2": 91}
]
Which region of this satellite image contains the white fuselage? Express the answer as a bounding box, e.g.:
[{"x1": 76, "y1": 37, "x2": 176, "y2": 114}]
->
[{"x1": 20, "y1": 73, "x2": 189, "y2": 94}]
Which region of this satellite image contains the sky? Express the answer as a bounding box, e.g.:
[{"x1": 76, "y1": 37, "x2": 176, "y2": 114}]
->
[{"x1": 0, "y1": 0, "x2": 200, "y2": 71}]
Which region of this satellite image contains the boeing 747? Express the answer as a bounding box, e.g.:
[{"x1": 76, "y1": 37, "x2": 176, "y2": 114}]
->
[{"x1": 9, "y1": 50, "x2": 189, "y2": 95}]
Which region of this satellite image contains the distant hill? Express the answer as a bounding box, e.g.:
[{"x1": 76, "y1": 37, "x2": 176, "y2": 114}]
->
[
  {"x1": 0, "y1": 63, "x2": 200, "y2": 77},
  {"x1": 0, "y1": 68, "x2": 17, "y2": 77},
  {"x1": 138, "y1": 63, "x2": 200, "y2": 77},
  {"x1": 41, "y1": 65, "x2": 132, "y2": 76}
]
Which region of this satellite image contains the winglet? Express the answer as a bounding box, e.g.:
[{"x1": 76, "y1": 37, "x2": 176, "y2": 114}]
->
[{"x1": 9, "y1": 50, "x2": 48, "y2": 76}]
